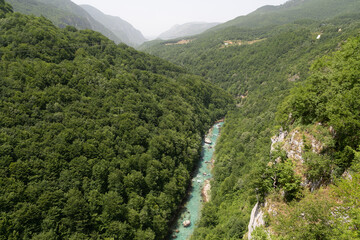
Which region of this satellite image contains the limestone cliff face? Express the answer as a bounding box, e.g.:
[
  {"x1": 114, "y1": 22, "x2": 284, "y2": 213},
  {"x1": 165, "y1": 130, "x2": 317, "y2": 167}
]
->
[
  {"x1": 247, "y1": 127, "x2": 327, "y2": 239},
  {"x1": 270, "y1": 128, "x2": 288, "y2": 152},
  {"x1": 272, "y1": 128, "x2": 325, "y2": 191},
  {"x1": 272, "y1": 127, "x2": 324, "y2": 161},
  {"x1": 247, "y1": 202, "x2": 265, "y2": 240}
]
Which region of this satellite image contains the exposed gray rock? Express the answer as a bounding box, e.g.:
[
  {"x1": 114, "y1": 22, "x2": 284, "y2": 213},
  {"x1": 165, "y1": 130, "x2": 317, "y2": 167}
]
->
[
  {"x1": 271, "y1": 128, "x2": 288, "y2": 152},
  {"x1": 248, "y1": 202, "x2": 265, "y2": 240},
  {"x1": 342, "y1": 170, "x2": 353, "y2": 181},
  {"x1": 329, "y1": 126, "x2": 336, "y2": 136},
  {"x1": 272, "y1": 128, "x2": 326, "y2": 191},
  {"x1": 283, "y1": 130, "x2": 304, "y2": 162}
]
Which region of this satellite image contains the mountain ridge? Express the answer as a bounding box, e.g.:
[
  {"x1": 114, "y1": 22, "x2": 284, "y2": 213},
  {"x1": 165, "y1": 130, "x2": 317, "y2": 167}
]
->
[
  {"x1": 7, "y1": 0, "x2": 122, "y2": 43},
  {"x1": 158, "y1": 22, "x2": 220, "y2": 40},
  {"x1": 6, "y1": 0, "x2": 146, "y2": 47},
  {"x1": 80, "y1": 4, "x2": 146, "y2": 47},
  {"x1": 214, "y1": 0, "x2": 360, "y2": 30}
]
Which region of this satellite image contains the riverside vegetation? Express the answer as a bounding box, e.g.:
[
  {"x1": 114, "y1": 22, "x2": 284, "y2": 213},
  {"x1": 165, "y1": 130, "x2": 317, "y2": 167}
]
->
[
  {"x1": 0, "y1": 1, "x2": 233, "y2": 239},
  {"x1": 142, "y1": 0, "x2": 360, "y2": 239},
  {"x1": 2, "y1": 0, "x2": 360, "y2": 239}
]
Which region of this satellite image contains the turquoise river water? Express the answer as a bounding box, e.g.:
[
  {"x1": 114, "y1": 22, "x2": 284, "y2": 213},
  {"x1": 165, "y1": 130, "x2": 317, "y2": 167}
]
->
[{"x1": 170, "y1": 121, "x2": 224, "y2": 240}]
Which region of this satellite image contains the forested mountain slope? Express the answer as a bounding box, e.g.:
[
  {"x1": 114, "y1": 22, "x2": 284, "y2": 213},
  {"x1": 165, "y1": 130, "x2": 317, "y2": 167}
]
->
[
  {"x1": 141, "y1": 0, "x2": 360, "y2": 239},
  {"x1": 252, "y1": 34, "x2": 360, "y2": 240},
  {"x1": 7, "y1": 0, "x2": 91, "y2": 28},
  {"x1": 7, "y1": 0, "x2": 123, "y2": 44},
  {"x1": 0, "y1": 2, "x2": 233, "y2": 239},
  {"x1": 189, "y1": 19, "x2": 360, "y2": 239},
  {"x1": 80, "y1": 4, "x2": 146, "y2": 47},
  {"x1": 214, "y1": 0, "x2": 360, "y2": 30}
]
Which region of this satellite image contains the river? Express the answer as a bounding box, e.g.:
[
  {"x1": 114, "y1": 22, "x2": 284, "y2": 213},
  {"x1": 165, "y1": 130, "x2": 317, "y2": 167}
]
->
[{"x1": 170, "y1": 121, "x2": 224, "y2": 240}]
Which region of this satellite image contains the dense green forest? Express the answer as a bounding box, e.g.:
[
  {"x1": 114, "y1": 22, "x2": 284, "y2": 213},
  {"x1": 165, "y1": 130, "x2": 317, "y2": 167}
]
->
[
  {"x1": 6, "y1": 0, "x2": 147, "y2": 46},
  {"x1": 276, "y1": 32, "x2": 360, "y2": 240},
  {"x1": 213, "y1": 0, "x2": 360, "y2": 31},
  {"x1": 192, "y1": 25, "x2": 360, "y2": 240},
  {"x1": 141, "y1": 0, "x2": 360, "y2": 238},
  {"x1": 0, "y1": 2, "x2": 233, "y2": 239},
  {"x1": 6, "y1": 0, "x2": 94, "y2": 30},
  {"x1": 251, "y1": 34, "x2": 360, "y2": 240},
  {"x1": 3, "y1": 0, "x2": 360, "y2": 238}
]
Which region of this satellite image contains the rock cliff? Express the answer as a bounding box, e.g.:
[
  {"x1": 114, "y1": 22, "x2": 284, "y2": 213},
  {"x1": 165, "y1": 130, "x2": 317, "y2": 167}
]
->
[
  {"x1": 247, "y1": 202, "x2": 265, "y2": 240},
  {"x1": 247, "y1": 126, "x2": 328, "y2": 239}
]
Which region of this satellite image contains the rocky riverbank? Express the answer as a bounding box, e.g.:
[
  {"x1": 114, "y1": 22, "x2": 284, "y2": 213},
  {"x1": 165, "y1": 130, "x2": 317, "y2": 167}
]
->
[{"x1": 202, "y1": 179, "x2": 211, "y2": 202}]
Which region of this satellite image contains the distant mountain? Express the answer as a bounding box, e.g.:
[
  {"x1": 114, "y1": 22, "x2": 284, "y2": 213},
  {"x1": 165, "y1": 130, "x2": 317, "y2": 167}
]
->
[
  {"x1": 158, "y1": 22, "x2": 220, "y2": 40},
  {"x1": 215, "y1": 0, "x2": 360, "y2": 30},
  {"x1": 7, "y1": 0, "x2": 122, "y2": 44},
  {"x1": 80, "y1": 4, "x2": 146, "y2": 47}
]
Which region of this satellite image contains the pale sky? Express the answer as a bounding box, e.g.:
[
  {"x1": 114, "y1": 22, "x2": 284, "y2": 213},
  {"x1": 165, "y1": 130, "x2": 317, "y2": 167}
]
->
[{"x1": 71, "y1": 0, "x2": 289, "y2": 38}]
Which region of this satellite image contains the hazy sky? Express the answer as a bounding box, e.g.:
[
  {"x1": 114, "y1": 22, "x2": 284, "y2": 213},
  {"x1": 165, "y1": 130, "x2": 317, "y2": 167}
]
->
[{"x1": 71, "y1": 0, "x2": 289, "y2": 37}]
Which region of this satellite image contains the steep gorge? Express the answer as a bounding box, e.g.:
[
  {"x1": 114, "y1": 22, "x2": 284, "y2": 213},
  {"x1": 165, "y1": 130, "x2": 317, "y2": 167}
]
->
[
  {"x1": 141, "y1": 2, "x2": 360, "y2": 240},
  {"x1": 0, "y1": 3, "x2": 233, "y2": 239},
  {"x1": 2, "y1": 0, "x2": 360, "y2": 239}
]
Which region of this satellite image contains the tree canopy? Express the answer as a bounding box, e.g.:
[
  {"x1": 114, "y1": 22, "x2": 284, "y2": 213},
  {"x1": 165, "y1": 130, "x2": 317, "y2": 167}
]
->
[
  {"x1": 141, "y1": 8, "x2": 360, "y2": 240},
  {"x1": 0, "y1": 7, "x2": 233, "y2": 239}
]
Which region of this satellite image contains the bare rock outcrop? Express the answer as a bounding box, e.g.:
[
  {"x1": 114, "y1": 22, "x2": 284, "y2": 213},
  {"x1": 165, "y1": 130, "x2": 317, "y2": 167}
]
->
[
  {"x1": 272, "y1": 128, "x2": 324, "y2": 162},
  {"x1": 271, "y1": 128, "x2": 288, "y2": 152},
  {"x1": 271, "y1": 128, "x2": 326, "y2": 191},
  {"x1": 248, "y1": 202, "x2": 265, "y2": 240},
  {"x1": 282, "y1": 130, "x2": 304, "y2": 162},
  {"x1": 246, "y1": 127, "x2": 328, "y2": 239}
]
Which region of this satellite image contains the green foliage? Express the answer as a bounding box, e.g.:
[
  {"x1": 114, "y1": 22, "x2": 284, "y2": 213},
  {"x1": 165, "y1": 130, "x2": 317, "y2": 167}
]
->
[
  {"x1": 277, "y1": 36, "x2": 360, "y2": 175},
  {"x1": 270, "y1": 173, "x2": 360, "y2": 240},
  {"x1": 332, "y1": 172, "x2": 360, "y2": 239},
  {"x1": 139, "y1": 5, "x2": 360, "y2": 239},
  {"x1": 0, "y1": 9, "x2": 233, "y2": 239},
  {"x1": 276, "y1": 160, "x2": 303, "y2": 202},
  {"x1": 7, "y1": 0, "x2": 123, "y2": 44},
  {"x1": 186, "y1": 25, "x2": 360, "y2": 240},
  {"x1": 271, "y1": 191, "x2": 337, "y2": 240},
  {"x1": 251, "y1": 15, "x2": 360, "y2": 240},
  {"x1": 262, "y1": 35, "x2": 360, "y2": 239},
  {"x1": 0, "y1": 0, "x2": 12, "y2": 17},
  {"x1": 251, "y1": 162, "x2": 274, "y2": 202},
  {"x1": 253, "y1": 151, "x2": 303, "y2": 203},
  {"x1": 351, "y1": 147, "x2": 360, "y2": 172},
  {"x1": 252, "y1": 226, "x2": 270, "y2": 240},
  {"x1": 303, "y1": 151, "x2": 332, "y2": 184},
  {"x1": 7, "y1": 0, "x2": 93, "y2": 29},
  {"x1": 262, "y1": 16, "x2": 360, "y2": 240},
  {"x1": 214, "y1": 0, "x2": 360, "y2": 31}
]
